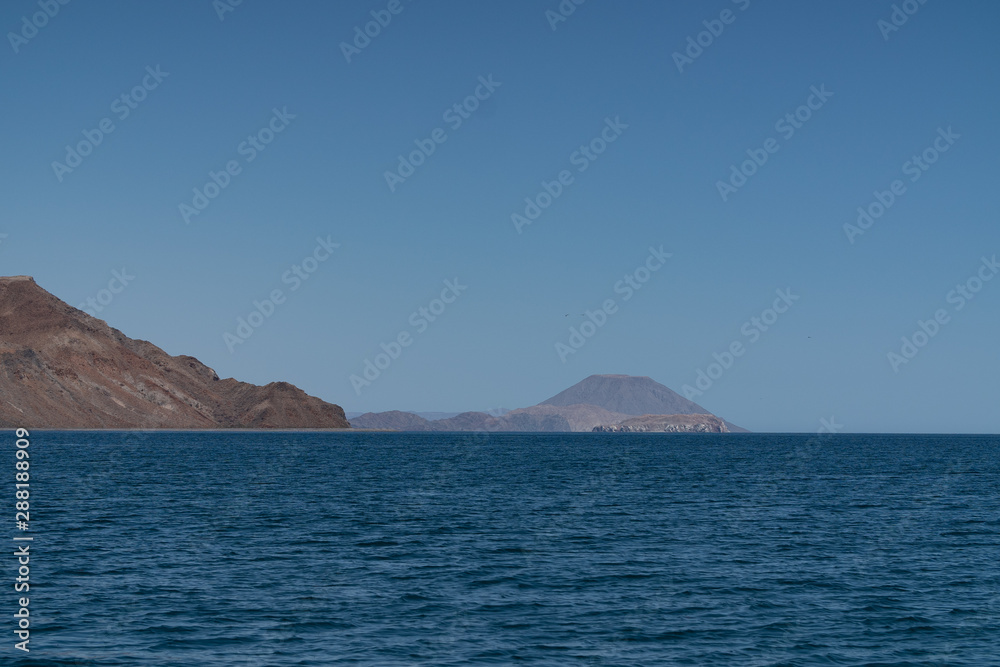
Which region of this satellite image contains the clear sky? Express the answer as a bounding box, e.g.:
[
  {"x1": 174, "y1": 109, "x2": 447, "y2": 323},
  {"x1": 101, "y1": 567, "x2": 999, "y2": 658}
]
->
[{"x1": 1, "y1": 0, "x2": 997, "y2": 433}]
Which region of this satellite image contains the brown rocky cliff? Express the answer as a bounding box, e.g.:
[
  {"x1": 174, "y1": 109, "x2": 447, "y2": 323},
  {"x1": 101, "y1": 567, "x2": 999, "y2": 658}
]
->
[{"x1": 0, "y1": 276, "x2": 349, "y2": 429}]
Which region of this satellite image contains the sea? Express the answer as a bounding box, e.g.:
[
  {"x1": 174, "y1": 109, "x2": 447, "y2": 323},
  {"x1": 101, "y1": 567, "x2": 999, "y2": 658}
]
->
[{"x1": 5, "y1": 431, "x2": 999, "y2": 666}]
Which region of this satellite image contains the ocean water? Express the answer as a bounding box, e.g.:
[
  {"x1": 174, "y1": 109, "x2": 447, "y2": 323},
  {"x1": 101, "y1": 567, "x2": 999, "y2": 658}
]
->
[{"x1": 6, "y1": 431, "x2": 1000, "y2": 666}]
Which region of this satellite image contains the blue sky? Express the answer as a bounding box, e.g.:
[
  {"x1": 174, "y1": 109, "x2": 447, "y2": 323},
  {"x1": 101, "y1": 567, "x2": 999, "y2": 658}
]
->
[{"x1": 1, "y1": 0, "x2": 997, "y2": 432}]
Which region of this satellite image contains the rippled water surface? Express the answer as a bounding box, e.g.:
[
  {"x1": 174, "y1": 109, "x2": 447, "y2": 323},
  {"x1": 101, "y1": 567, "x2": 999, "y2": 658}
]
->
[{"x1": 7, "y1": 432, "x2": 1000, "y2": 665}]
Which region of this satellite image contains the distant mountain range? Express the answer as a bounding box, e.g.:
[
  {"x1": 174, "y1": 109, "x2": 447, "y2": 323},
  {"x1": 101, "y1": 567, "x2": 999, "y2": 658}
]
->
[
  {"x1": 0, "y1": 276, "x2": 349, "y2": 429},
  {"x1": 351, "y1": 374, "x2": 747, "y2": 433}
]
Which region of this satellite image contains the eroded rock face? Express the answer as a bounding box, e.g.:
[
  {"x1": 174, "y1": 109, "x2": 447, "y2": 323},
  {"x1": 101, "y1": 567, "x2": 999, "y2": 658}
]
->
[
  {"x1": 0, "y1": 276, "x2": 349, "y2": 429},
  {"x1": 592, "y1": 414, "x2": 730, "y2": 433}
]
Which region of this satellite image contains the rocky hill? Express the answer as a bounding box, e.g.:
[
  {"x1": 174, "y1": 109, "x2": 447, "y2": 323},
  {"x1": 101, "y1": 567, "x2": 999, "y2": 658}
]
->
[
  {"x1": 0, "y1": 276, "x2": 349, "y2": 429},
  {"x1": 542, "y1": 374, "x2": 748, "y2": 432},
  {"x1": 540, "y1": 374, "x2": 708, "y2": 416}
]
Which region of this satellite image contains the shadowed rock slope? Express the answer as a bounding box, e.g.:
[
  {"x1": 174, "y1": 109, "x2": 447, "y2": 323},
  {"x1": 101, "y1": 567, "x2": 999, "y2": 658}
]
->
[{"x1": 0, "y1": 276, "x2": 349, "y2": 429}]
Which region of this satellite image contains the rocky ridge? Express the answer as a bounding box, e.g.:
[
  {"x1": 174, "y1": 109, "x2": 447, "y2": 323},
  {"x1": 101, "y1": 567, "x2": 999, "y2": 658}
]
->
[{"x1": 0, "y1": 276, "x2": 349, "y2": 429}]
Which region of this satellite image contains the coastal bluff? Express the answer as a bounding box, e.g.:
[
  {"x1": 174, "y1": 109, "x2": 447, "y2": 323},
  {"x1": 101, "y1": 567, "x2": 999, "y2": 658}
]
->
[{"x1": 0, "y1": 276, "x2": 349, "y2": 429}]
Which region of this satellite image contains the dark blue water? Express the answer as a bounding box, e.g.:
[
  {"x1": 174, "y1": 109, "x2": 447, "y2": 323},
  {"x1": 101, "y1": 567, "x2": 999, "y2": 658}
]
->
[{"x1": 5, "y1": 432, "x2": 999, "y2": 665}]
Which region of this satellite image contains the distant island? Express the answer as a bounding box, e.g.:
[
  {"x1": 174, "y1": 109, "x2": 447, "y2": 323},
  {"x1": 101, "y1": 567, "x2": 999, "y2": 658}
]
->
[
  {"x1": 0, "y1": 276, "x2": 744, "y2": 432},
  {"x1": 351, "y1": 374, "x2": 747, "y2": 433}
]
